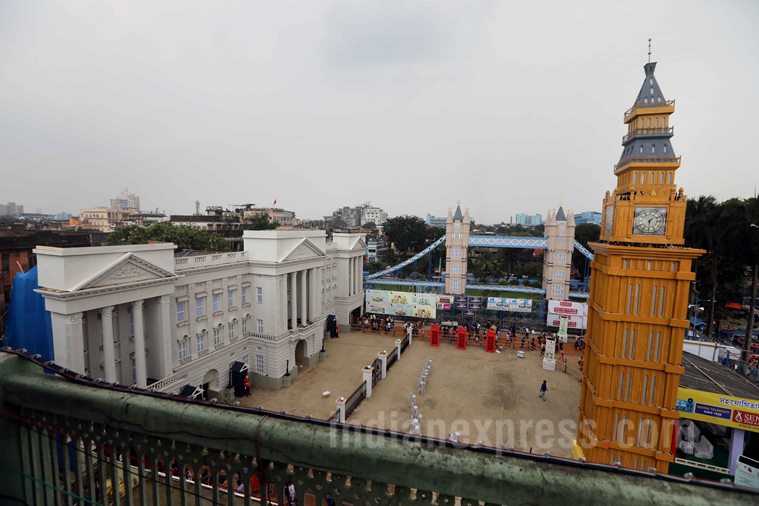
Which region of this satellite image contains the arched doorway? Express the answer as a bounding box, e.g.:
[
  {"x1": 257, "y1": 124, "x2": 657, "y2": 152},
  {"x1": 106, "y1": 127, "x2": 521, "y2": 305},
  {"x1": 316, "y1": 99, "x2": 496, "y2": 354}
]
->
[
  {"x1": 295, "y1": 340, "x2": 306, "y2": 369},
  {"x1": 202, "y1": 369, "x2": 219, "y2": 400}
]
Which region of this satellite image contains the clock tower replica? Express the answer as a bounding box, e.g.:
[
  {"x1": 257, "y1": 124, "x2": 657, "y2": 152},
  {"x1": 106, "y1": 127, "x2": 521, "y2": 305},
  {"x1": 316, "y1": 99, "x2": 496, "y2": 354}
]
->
[{"x1": 575, "y1": 59, "x2": 704, "y2": 473}]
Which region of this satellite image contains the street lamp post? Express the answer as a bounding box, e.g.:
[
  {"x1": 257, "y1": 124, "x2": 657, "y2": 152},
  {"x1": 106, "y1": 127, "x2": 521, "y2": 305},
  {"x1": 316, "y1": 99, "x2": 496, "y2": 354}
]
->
[{"x1": 742, "y1": 223, "x2": 759, "y2": 371}]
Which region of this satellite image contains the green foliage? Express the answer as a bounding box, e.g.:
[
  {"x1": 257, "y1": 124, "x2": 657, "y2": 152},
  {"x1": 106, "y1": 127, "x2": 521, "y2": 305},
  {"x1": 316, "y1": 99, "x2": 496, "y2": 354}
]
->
[
  {"x1": 106, "y1": 222, "x2": 230, "y2": 252},
  {"x1": 684, "y1": 196, "x2": 759, "y2": 335},
  {"x1": 243, "y1": 214, "x2": 279, "y2": 230}
]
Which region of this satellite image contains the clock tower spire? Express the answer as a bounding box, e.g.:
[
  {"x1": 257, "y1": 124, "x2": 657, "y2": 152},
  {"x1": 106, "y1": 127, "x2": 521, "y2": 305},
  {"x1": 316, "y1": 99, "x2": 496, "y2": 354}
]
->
[{"x1": 575, "y1": 59, "x2": 704, "y2": 473}]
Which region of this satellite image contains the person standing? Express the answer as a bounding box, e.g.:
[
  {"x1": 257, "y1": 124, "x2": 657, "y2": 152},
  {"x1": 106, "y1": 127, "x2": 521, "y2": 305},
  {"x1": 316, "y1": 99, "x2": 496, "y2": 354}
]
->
[
  {"x1": 539, "y1": 380, "x2": 547, "y2": 401},
  {"x1": 285, "y1": 480, "x2": 297, "y2": 505}
]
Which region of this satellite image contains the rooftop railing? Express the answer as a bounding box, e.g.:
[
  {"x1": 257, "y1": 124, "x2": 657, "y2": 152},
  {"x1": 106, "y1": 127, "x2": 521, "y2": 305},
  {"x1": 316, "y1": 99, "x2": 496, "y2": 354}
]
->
[
  {"x1": 174, "y1": 251, "x2": 248, "y2": 270},
  {"x1": 622, "y1": 126, "x2": 674, "y2": 143},
  {"x1": 624, "y1": 99, "x2": 676, "y2": 117},
  {"x1": 615, "y1": 155, "x2": 681, "y2": 172},
  {"x1": 0, "y1": 350, "x2": 757, "y2": 505}
]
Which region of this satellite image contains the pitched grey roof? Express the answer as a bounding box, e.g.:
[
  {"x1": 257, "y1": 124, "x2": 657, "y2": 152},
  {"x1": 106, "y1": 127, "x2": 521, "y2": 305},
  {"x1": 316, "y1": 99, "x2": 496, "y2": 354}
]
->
[
  {"x1": 634, "y1": 62, "x2": 667, "y2": 105},
  {"x1": 617, "y1": 61, "x2": 677, "y2": 166},
  {"x1": 555, "y1": 207, "x2": 566, "y2": 221},
  {"x1": 453, "y1": 205, "x2": 463, "y2": 221}
]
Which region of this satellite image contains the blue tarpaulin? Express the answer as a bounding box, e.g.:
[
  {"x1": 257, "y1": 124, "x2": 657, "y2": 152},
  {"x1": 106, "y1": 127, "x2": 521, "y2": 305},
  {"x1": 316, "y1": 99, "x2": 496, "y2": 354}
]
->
[{"x1": 4, "y1": 266, "x2": 54, "y2": 360}]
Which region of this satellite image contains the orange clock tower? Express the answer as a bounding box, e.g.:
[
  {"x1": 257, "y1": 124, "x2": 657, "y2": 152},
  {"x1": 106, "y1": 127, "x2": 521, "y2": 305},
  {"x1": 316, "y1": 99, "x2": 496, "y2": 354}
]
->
[{"x1": 575, "y1": 58, "x2": 704, "y2": 473}]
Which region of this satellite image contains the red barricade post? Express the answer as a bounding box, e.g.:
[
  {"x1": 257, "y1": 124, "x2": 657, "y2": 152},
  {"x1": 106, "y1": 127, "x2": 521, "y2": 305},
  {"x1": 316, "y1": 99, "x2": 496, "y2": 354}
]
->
[
  {"x1": 457, "y1": 326, "x2": 467, "y2": 350},
  {"x1": 430, "y1": 324, "x2": 440, "y2": 347},
  {"x1": 485, "y1": 329, "x2": 496, "y2": 353}
]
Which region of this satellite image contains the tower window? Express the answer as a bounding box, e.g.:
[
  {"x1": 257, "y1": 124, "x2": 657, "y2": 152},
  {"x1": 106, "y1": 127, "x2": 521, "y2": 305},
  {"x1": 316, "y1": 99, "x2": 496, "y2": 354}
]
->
[
  {"x1": 641, "y1": 172, "x2": 645, "y2": 184},
  {"x1": 663, "y1": 144, "x2": 667, "y2": 153},
  {"x1": 651, "y1": 145, "x2": 655, "y2": 154},
  {"x1": 643, "y1": 97, "x2": 648, "y2": 104},
  {"x1": 650, "y1": 87, "x2": 654, "y2": 95},
  {"x1": 659, "y1": 172, "x2": 664, "y2": 184},
  {"x1": 649, "y1": 78, "x2": 653, "y2": 85},
  {"x1": 639, "y1": 145, "x2": 643, "y2": 154}
]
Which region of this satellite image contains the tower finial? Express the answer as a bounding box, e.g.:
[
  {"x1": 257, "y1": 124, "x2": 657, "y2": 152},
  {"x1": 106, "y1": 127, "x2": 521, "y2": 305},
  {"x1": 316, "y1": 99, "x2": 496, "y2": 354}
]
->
[{"x1": 648, "y1": 38, "x2": 652, "y2": 63}]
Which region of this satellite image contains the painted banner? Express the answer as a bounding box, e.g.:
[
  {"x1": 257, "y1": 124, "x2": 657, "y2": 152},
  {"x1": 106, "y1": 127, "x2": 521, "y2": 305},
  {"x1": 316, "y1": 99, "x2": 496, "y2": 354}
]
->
[
  {"x1": 486, "y1": 297, "x2": 533, "y2": 313},
  {"x1": 546, "y1": 314, "x2": 586, "y2": 330},
  {"x1": 437, "y1": 295, "x2": 453, "y2": 310},
  {"x1": 547, "y1": 300, "x2": 588, "y2": 316},
  {"x1": 676, "y1": 387, "x2": 759, "y2": 433},
  {"x1": 364, "y1": 290, "x2": 437, "y2": 319}
]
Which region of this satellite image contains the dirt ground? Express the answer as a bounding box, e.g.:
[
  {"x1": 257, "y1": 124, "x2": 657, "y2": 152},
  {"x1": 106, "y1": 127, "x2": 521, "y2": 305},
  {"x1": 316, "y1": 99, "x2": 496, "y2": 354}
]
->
[
  {"x1": 347, "y1": 333, "x2": 583, "y2": 457},
  {"x1": 238, "y1": 331, "x2": 402, "y2": 419},
  {"x1": 239, "y1": 330, "x2": 582, "y2": 457}
]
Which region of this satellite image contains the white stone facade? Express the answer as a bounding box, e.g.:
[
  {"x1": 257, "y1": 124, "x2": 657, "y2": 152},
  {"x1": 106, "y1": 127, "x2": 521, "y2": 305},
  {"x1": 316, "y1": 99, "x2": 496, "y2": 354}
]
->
[
  {"x1": 34, "y1": 230, "x2": 365, "y2": 394},
  {"x1": 542, "y1": 208, "x2": 575, "y2": 301}
]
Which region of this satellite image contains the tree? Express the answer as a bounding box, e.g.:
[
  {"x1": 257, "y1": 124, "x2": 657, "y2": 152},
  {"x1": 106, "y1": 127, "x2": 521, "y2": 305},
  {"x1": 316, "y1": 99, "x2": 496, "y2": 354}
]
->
[
  {"x1": 383, "y1": 216, "x2": 432, "y2": 255},
  {"x1": 573, "y1": 223, "x2": 600, "y2": 279},
  {"x1": 361, "y1": 222, "x2": 377, "y2": 231},
  {"x1": 244, "y1": 213, "x2": 279, "y2": 230},
  {"x1": 106, "y1": 223, "x2": 230, "y2": 252},
  {"x1": 470, "y1": 250, "x2": 500, "y2": 282}
]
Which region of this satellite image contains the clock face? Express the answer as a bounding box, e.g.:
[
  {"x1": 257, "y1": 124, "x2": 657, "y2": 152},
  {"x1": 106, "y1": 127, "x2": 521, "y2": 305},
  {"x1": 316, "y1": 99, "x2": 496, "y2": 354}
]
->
[
  {"x1": 604, "y1": 205, "x2": 614, "y2": 235},
  {"x1": 633, "y1": 207, "x2": 667, "y2": 235}
]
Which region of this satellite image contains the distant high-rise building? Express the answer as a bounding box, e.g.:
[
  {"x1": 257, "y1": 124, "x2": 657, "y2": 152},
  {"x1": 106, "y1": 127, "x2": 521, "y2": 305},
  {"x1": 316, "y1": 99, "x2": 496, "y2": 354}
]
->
[
  {"x1": 0, "y1": 202, "x2": 24, "y2": 216},
  {"x1": 575, "y1": 211, "x2": 602, "y2": 226},
  {"x1": 425, "y1": 214, "x2": 448, "y2": 229},
  {"x1": 326, "y1": 203, "x2": 387, "y2": 228},
  {"x1": 514, "y1": 213, "x2": 543, "y2": 226},
  {"x1": 110, "y1": 188, "x2": 140, "y2": 212}
]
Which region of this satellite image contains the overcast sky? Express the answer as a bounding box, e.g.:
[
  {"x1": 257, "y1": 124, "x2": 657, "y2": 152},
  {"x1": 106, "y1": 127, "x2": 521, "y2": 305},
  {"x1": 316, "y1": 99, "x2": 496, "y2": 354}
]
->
[{"x1": 2, "y1": 1, "x2": 758, "y2": 223}]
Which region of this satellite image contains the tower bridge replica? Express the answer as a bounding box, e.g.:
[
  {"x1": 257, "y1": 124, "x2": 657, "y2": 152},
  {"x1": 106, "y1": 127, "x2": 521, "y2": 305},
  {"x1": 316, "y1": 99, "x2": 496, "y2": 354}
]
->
[{"x1": 366, "y1": 204, "x2": 595, "y2": 301}]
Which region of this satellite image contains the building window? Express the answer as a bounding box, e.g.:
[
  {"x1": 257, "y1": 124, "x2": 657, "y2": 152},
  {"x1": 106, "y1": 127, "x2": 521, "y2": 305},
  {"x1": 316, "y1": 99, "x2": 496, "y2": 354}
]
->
[
  {"x1": 212, "y1": 292, "x2": 221, "y2": 313},
  {"x1": 229, "y1": 321, "x2": 236, "y2": 339},
  {"x1": 257, "y1": 319, "x2": 264, "y2": 333},
  {"x1": 242, "y1": 317, "x2": 248, "y2": 334},
  {"x1": 227, "y1": 288, "x2": 236, "y2": 309},
  {"x1": 176, "y1": 300, "x2": 187, "y2": 322},
  {"x1": 651, "y1": 145, "x2": 655, "y2": 154},
  {"x1": 257, "y1": 286, "x2": 263, "y2": 304},
  {"x1": 663, "y1": 144, "x2": 667, "y2": 154},
  {"x1": 213, "y1": 326, "x2": 221, "y2": 346},
  {"x1": 178, "y1": 340, "x2": 188, "y2": 360},
  {"x1": 256, "y1": 354, "x2": 265, "y2": 374},
  {"x1": 195, "y1": 296, "x2": 206, "y2": 318},
  {"x1": 196, "y1": 332, "x2": 206, "y2": 353},
  {"x1": 451, "y1": 279, "x2": 461, "y2": 291},
  {"x1": 452, "y1": 265, "x2": 461, "y2": 274},
  {"x1": 241, "y1": 286, "x2": 248, "y2": 305},
  {"x1": 639, "y1": 145, "x2": 643, "y2": 154}
]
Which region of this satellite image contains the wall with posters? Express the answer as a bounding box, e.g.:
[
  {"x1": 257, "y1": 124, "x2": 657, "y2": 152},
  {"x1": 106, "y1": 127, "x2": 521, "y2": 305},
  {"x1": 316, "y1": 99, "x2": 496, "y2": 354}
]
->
[
  {"x1": 365, "y1": 289, "x2": 437, "y2": 319},
  {"x1": 486, "y1": 297, "x2": 533, "y2": 313},
  {"x1": 546, "y1": 300, "x2": 587, "y2": 330}
]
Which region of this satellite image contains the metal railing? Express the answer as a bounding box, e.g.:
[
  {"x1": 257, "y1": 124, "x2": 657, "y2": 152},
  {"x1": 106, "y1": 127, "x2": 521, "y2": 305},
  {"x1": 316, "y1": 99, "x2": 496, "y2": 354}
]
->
[
  {"x1": 615, "y1": 155, "x2": 681, "y2": 171},
  {"x1": 624, "y1": 99, "x2": 676, "y2": 117},
  {"x1": 622, "y1": 126, "x2": 674, "y2": 143},
  {"x1": 0, "y1": 351, "x2": 757, "y2": 505}
]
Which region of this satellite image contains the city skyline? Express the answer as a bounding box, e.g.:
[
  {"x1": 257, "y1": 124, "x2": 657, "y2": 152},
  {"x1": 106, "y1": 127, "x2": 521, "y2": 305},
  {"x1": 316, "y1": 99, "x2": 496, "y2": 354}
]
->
[{"x1": 2, "y1": 1, "x2": 758, "y2": 223}]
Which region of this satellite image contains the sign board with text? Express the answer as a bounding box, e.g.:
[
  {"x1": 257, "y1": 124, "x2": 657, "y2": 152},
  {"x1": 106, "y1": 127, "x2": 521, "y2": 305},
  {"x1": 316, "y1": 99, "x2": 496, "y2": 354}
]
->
[{"x1": 676, "y1": 387, "x2": 759, "y2": 433}]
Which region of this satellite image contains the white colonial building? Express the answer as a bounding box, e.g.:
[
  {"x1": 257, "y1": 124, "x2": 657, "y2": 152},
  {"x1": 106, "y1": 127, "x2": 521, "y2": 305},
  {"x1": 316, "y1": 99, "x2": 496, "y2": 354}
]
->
[{"x1": 34, "y1": 230, "x2": 365, "y2": 395}]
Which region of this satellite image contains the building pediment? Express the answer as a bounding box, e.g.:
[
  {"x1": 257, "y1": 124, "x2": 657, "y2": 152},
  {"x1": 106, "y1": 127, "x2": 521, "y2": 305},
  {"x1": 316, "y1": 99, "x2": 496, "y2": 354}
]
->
[
  {"x1": 71, "y1": 253, "x2": 176, "y2": 291},
  {"x1": 350, "y1": 237, "x2": 367, "y2": 251},
  {"x1": 281, "y1": 239, "x2": 325, "y2": 262}
]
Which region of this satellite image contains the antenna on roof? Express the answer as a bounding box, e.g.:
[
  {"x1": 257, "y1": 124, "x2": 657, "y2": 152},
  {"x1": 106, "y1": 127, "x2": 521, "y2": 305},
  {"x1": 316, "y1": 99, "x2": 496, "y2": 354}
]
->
[{"x1": 648, "y1": 38, "x2": 652, "y2": 63}]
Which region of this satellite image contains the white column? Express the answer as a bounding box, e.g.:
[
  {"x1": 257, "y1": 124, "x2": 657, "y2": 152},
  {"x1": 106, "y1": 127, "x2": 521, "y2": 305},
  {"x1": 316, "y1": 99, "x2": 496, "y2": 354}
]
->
[
  {"x1": 290, "y1": 272, "x2": 297, "y2": 329},
  {"x1": 299, "y1": 270, "x2": 308, "y2": 325},
  {"x1": 348, "y1": 258, "x2": 353, "y2": 296},
  {"x1": 395, "y1": 338, "x2": 402, "y2": 361},
  {"x1": 65, "y1": 312, "x2": 85, "y2": 374},
  {"x1": 158, "y1": 296, "x2": 174, "y2": 375},
  {"x1": 132, "y1": 300, "x2": 147, "y2": 387},
  {"x1": 336, "y1": 396, "x2": 346, "y2": 424},
  {"x1": 356, "y1": 256, "x2": 362, "y2": 294},
  {"x1": 378, "y1": 350, "x2": 387, "y2": 379},
  {"x1": 317, "y1": 268, "x2": 323, "y2": 313},
  {"x1": 101, "y1": 306, "x2": 117, "y2": 382},
  {"x1": 363, "y1": 365, "x2": 373, "y2": 398},
  {"x1": 279, "y1": 275, "x2": 288, "y2": 333}
]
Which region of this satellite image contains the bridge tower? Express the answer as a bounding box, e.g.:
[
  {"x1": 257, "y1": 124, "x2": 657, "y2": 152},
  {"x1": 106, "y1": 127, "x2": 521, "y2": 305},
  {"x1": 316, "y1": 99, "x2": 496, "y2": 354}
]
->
[
  {"x1": 542, "y1": 207, "x2": 575, "y2": 301},
  {"x1": 444, "y1": 204, "x2": 470, "y2": 295},
  {"x1": 575, "y1": 59, "x2": 703, "y2": 473}
]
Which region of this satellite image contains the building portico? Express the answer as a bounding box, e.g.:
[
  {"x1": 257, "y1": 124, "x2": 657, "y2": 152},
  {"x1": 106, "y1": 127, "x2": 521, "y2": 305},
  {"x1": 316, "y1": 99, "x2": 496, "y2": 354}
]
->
[{"x1": 35, "y1": 230, "x2": 365, "y2": 394}]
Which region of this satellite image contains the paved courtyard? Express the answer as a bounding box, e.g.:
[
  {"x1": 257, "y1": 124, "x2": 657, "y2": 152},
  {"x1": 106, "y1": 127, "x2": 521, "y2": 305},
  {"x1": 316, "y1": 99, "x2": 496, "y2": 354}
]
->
[{"x1": 238, "y1": 330, "x2": 401, "y2": 419}]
